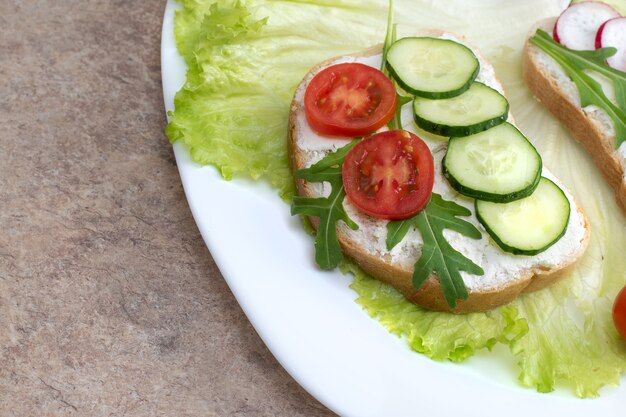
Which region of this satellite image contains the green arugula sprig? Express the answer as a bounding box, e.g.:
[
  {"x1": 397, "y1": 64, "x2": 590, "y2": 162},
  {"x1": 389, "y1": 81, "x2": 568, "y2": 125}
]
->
[
  {"x1": 530, "y1": 29, "x2": 626, "y2": 148},
  {"x1": 386, "y1": 194, "x2": 484, "y2": 307},
  {"x1": 381, "y1": 0, "x2": 412, "y2": 131},
  {"x1": 381, "y1": 0, "x2": 482, "y2": 307},
  {"x1": 291, "y1": 140, "x2": 359, "y2": 269},
  {"x1": 380, "y1": 0, "x2": 394, "y2": 75}
]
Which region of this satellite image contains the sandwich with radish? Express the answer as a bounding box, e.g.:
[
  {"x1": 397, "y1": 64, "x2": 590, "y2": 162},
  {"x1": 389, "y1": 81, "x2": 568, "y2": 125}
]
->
[
  {"x1": 523, "y1": 0, "x2": 626, "y2": 215},
  {"x1": 289, "y1": 16, "x2": 590, "y2": 313}
]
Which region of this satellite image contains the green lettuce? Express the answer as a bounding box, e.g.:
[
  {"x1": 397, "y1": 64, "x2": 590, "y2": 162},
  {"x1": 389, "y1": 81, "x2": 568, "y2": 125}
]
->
[
  {"x1": 166, "y1": 0, "x2": 386, "y2": 198},
  {"x1": 166, "y1": 0, "x2": 626, "y2": 397},
  {"x1": 344, "y1": 260, "x2": 528, "y2": 362}
]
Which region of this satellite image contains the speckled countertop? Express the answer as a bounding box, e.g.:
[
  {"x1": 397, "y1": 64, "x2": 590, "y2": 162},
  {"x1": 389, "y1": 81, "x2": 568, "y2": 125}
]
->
[{"x1": 0, "y1": 1, "x2": 334, "y2": 415}]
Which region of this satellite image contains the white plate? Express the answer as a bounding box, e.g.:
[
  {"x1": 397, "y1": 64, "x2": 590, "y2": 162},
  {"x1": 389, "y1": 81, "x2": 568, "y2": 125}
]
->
[{"x1": 161, "y1": 2, "x2": 623, "y2": 415}]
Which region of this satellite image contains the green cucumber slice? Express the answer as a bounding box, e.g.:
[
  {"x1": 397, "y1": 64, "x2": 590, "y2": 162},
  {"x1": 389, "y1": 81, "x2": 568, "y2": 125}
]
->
[
  {"x1": 475, "y1": 177, "x2": 571, "y2": 256},
  {"x1": 443, "y1": 123, "x2": 542, "y2": 202},
  {"x1": 386, "y1": 37, "x2": 479, "y2": 99},
  {"x1": 413, "y1": 82, "x2": 509, "y2": 137}
]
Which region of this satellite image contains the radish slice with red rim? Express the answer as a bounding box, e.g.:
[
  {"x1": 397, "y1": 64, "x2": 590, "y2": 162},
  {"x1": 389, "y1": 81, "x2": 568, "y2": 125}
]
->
[
  {"x1": 596, "y1": 17, "x2": 626, "y2": 72},
  {"x1": 554, "y1": 1, "x2": 620, "y2": 50}
]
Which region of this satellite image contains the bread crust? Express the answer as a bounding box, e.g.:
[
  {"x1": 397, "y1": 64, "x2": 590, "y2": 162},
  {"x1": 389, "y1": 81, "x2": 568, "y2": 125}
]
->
[
  {"x1": 522, "y1": 20, "x2": 626, "y2": 216},
  {"x1": 289, "y1": 43, "x2": 590, "y2": 314}
]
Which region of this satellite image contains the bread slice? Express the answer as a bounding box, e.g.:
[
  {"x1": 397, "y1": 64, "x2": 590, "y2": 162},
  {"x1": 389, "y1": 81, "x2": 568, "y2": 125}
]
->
[
  {"x1": 289, "y1": 32, "x2": 590, "y2": 314},
  {"x1": 523, "y1": 18, "x2": 626, "y2": 216}
]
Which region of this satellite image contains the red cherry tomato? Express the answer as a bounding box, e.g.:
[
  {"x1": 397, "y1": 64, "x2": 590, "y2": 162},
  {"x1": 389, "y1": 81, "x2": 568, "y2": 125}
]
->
[
  {"x1": 613, "y1": 285, "x2": 626, "y2": 341},
  {"x1": 342, "y1": 130, "x2": 434, "y2": 220},
  {"x1": 304, "y1": 63, "x2": 397, "y2": 137}
]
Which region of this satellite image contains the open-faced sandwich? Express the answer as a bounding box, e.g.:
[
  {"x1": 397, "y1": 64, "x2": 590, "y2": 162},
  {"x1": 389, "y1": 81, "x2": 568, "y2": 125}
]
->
[
  {"x1": 523, "y1": 1, "x2": 626, "y2": 215},
  {"x1": 289, "y1": 29, "x2": 591, "y2": 313}
]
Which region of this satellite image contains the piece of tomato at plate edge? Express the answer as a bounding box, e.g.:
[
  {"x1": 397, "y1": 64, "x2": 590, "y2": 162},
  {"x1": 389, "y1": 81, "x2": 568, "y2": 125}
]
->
[{"x1": 614, "y1": 285, "x2": 626, "y2": 341}]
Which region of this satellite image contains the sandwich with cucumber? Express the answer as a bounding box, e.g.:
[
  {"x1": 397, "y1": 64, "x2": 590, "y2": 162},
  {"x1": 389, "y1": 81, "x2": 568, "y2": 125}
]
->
[
  {"x1": 523, "y1": 0, "x2": 626, "y2": 215},
  {"x1": 289, "y1": 30, "x2": 590, "y2": 313}
]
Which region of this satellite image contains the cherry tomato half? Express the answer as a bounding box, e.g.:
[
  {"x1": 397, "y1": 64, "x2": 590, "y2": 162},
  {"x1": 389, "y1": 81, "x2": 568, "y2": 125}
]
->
[
  {"x1": 342, "y1": 130, "x2": 435, "y2": 220},
  {"x1": 304, "y1": 63, "x2": 397, "y2": 137},
  {"x1": 614, "y1": 285, "x2": 626, "y2": 341}
]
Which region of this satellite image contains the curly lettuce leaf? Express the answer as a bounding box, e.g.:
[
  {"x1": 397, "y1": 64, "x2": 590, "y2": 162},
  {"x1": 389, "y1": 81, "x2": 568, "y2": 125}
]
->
[
  {"x1": 166, "y1": 0, "x2": 387, "y2": 198},
  {"x1": 488, "y1": 44, "x2": 626, "y2": 396},
  {"x1": 343, "y1": 260, "x2": 528, "y2": 362},
  {"x1": 167, "y1": 0, "x2": 626, "y2": 397}
]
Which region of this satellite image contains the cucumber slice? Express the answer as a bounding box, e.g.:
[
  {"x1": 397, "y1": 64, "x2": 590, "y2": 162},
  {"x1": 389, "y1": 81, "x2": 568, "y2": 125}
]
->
[
  {"x1": 443, "y1": 123, "x2": 542, "y2": 202},
  {"x1": 386, "y1": 37, "x2": 479, "y2": 99},
  {"x1": 475, "y1": 178, "x2": 571, "y2": 256},
  {"x1": 413, "y1": 82, "x2": 509, "y2": 137}
]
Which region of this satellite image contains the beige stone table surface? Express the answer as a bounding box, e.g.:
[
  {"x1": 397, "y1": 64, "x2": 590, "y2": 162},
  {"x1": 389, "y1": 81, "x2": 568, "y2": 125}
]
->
[{"x1": 0, "y1": 1, "x2": 336, "y2": 415}]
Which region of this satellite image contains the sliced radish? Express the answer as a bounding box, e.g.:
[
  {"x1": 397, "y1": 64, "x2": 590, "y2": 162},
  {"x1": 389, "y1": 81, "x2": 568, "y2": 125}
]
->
[
  {"x1": 554, "y1": 1, "x2": 620, "y2": 50},
  {"x1": 596, "y1": 17, "x2": 626, "y2": 71}
]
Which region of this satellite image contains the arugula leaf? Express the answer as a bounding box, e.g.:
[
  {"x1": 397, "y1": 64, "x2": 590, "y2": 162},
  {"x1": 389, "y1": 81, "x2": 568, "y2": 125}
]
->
[
  {"x1": 291, "y1": 141, "x2": 359, "y2": 269},
  {"x1": 379, "y1": 0, "x2": 481, "y2": 308},
  {"x1": 387, "y1": 194, "x2": 484, "y2": 307},
  {"x1": 389, "y1": 94, "x2": 412, "y2": 130},
  {"x1": 380, "y1": 0, "x2": 394, "y2": 74},
  {"x1": 530, "y1": 29, "x2": 626, "y2": 148},
  {"x1": 306, "y1": 139, "x2": 359, "y2": 173},
  {"x1": 380, "y1": 0, "x2": 412, "y2": 131}
]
